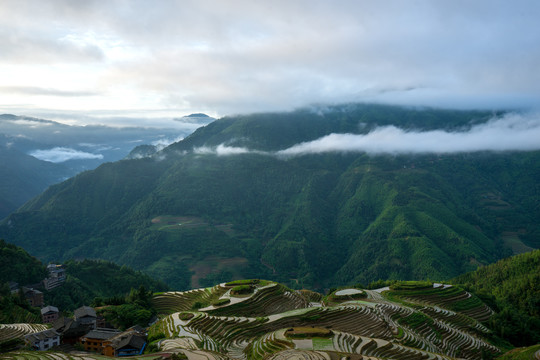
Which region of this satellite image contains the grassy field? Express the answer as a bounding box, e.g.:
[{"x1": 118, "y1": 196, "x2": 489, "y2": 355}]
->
[
  {"x1": 150, "y1": 215, "x2": 211, "y2": 231},
  {"x1": 189, "y1": 256, "x2": 249, "y2": 288}
]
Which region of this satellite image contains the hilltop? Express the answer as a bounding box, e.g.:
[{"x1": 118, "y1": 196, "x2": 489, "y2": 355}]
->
[{"x1": 1, "y1": 104, "x2": 538, "y2": 291}]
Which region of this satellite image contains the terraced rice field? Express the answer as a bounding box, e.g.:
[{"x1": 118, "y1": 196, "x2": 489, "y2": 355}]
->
[
  {"x1": 146, "y1": 280, "x2": 503, "y2": 360},
  {"x1": 383, "y1": 284, "x2": 494, "y2": 323},
  {"x1": 0, "y1": 280, "x2": 503, "y2": 360},
  {"x1": 0, "y1": 324, "x2": 48, "y2": 343},
  {"x1": 153, "y1": 284, "x2": 228, "y2": 314}
]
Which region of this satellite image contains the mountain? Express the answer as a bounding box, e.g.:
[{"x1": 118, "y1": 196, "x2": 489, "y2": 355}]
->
[
  {"x1": 1, "y1": 104, "x2": 538, "y2": 291},
  {"x1": 452, "y1": 249, "x2": 540, "y2": 346},
  {"x1": 0, "y1": 114, "x2": 213, "y2": 218},
  {"x1": 0, "y1": 137, "x2": 73, "y2": 220}
]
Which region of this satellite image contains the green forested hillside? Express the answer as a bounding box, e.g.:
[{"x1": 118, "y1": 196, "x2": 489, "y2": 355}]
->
[
  {"x1": 44, "y1": 259, "x2": 169, "y2": 311},
  {"x1": 0, "y1": 142, "x2": 72, "y2": 220},
  {"x1": 1, "y1": 104, "x2": 538, "y2": 291},
  {"x1": 452, "y1": 250, "x2": 540, "y2": 346},
  {"x1": 0, "y1": 239, "x2": 167, "y2": 317},
  {"x1": 0, "y1": 239, "x2": 47, "y2": 285}
]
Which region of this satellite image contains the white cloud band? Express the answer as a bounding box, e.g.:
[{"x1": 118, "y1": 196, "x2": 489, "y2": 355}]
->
[
  {"x1": 189, "y1": 113, "x2": 540, "y2": 157},
  {"x1": 29, "y1": 147, "x2": 104, "y2": 163}
]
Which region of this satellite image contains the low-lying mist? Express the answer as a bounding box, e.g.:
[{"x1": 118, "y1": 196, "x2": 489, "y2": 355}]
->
[{"x1": 192, "y1": 112, "x2": 540, "y2": 157}]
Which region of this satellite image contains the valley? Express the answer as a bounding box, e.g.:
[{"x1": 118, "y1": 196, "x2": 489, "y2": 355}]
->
[
  {"x1": 0, "y1": 104, "x2": 539, "y2": 359},
  {"x1": 1, "y1": 105, "x2": 539, "y2": 292}
]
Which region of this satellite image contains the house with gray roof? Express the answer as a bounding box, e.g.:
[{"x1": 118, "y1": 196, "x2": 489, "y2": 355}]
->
[
  {"x1": 74, "y1": 305, "x2": 97, "y2": 328},
  {"x1": 24, "y1": 329, "x2": 60, "y2": 350},
  {"x1": 110, "y1": 333, "x2": 147, "y2": 357},
  {"x1": 53, "y1": 316, "x2": 91, "y2": 344},
  {"x1": 80, "y1": 328, "x2": 121, "y2": 354},
  {"x1": 41, "y1": 305, "x2": 59, "y2": 324}
]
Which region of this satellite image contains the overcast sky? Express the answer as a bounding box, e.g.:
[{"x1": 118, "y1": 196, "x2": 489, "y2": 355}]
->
[{"x1": 0, "y1": 0, "x2": 539, "y2": 127}]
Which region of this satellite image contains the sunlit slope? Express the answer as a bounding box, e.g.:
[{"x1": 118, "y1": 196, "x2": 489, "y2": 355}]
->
[{"x1": 1, "y1": 105, "x2": 539, "y2": 290}]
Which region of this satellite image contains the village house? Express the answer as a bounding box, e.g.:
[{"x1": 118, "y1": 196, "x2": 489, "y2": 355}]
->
[
  {"x1": 80, "y1": 326, "x2": 147, "y2": 357},
  {"x1": 21, "y1": 287, "x2": 44, "y2": 307},
  {"x1": 79, "y1": 328, "x2": 121, "y2": 354},
  {"x1": 24, "y1": 329, "x2": 60, "y2": 350},
  {"x1": 41, "y1": 305, "x2": 59, "y2": 324},
  {"x1": 74, "y1": 305, "x2": 97, "y2": 328},
  {"x1": 43, "y1": 264, "x2": 66, "y2": 290},
  {"x1": 105, "y1": 331, "x2": 147, "y2": 357},
  {"x1": 53, "y1": 317, "x2": 92, "y2": 344}
]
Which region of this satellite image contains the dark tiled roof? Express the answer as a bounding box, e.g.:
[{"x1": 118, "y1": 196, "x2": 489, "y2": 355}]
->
[
  {"x1": 22, "y1": 286, "x2": 42, "y2": 295},
  {"x1": 83, "y1": 328, "x2": 121, "y2": 340},
  {"x1": 53, "y1": 317, "x2": 90, "y2": 337},
  {"x1": 114, "y1": 334, "x2": 146, "y2": 351},
  {"x1": 41, "y1": 305, "x2": 59, "y2": 315},
  {"x1": 127, "y1": 325, "x2": 146, "y2": 334},
  {"x1": 74, "y1": 306, "x2": 96, "y2": 319},
  {"x1": 24, "y1": 329, "x2": 59, "y2": 342},
  {"x1": 53, "y1": 316, "x2": 73, "y2": 331}
]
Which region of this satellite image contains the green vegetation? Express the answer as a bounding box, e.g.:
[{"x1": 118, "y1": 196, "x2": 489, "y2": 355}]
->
[
  {"x1": 231, "y1": 285, "x2": 254, "y2": 295},
  {"x1": 452, "y1": 250, "x2": 540, "y2": 347},
  {"x1": 497, "y1": 344, "x2": 540, "y2": 360},
  {"x1": 1, "y1": 104, "x2": 539, "y2": 293},
  {"x1": 0, "y1": 285, "x2": 40, "y2": 323},
  {"x1": 390, "y1": 281, "x2": 433, "y2": 290},
  {"x1": 97, "y1": 286, "x2": 156, "y2": 330},
  {"x1": 399, "y1": 312, "x2": 434, "y2": 329},
  {"x1": 0, "y1": 239, "x2": 46, "y2": 285},
  {"x1": 212, "y1": 298, "x2": 231, "y2": 306},
  {"x1": 44, "y1": 259, "x2": 168, "y2": 311},
  {"x1": 226, "y1": 279, "x2": 260, "y2": 286},
  {"x1": 0, "y1": 338, "x2": 23, "y2": 353},
  {"x1": 178, "y1": 312, "x2": 195, "y2": 320}
]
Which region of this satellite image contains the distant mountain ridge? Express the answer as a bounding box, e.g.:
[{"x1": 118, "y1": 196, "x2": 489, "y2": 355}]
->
[
  {"x1": 0, "y1": 113, "x2": 212, "y2": 218},
  {"x1": 1, "y1": 104, "x2": 538, "y2": 291}
]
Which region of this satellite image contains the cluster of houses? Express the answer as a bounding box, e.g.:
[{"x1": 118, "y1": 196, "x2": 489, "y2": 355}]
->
[
  {"x1": 9, "y1": 264, "x2": 67, "y2": 308},
  {"x1": 24, "y1": 305, "x2": 148, "y2": 357},
  {"x1": 9, "y1": 263, "x2": 149, "y2": 356}
]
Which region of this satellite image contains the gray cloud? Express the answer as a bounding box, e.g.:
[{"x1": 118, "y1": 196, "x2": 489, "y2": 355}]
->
[
  {"x1": 0, "y1": 28, "x2": 104, "y2": 64},
  {"x1": 0, "y1": 86, "x2": 99, "y2": 97},
  {"x1": 29, "y1": 147, "x2": 104, "y2": 163},
  {"x1": 1, "y1": 0, "x2": 539, "y2": 123}
]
